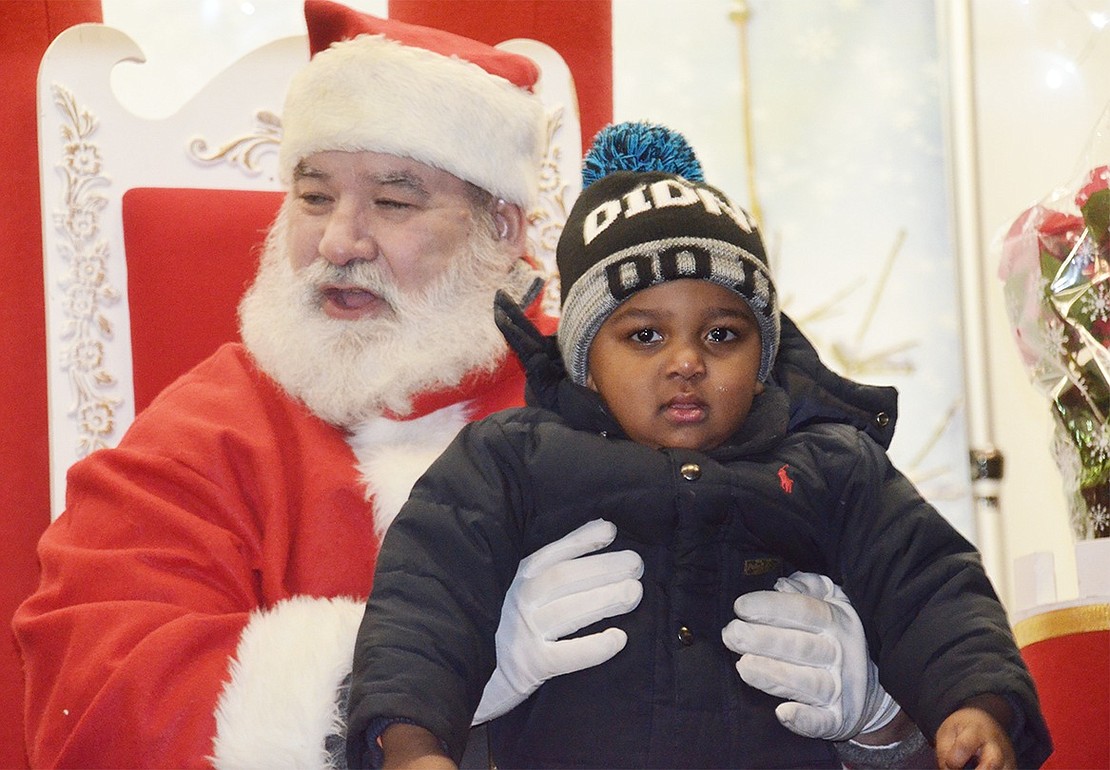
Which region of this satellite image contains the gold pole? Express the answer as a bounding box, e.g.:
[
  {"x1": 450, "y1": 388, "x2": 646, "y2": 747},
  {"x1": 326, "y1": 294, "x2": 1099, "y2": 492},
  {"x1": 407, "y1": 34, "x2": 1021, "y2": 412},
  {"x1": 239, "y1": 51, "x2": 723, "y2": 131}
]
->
[{"x1": 729, "y1": 0, "x2": 763, "y2": 227}]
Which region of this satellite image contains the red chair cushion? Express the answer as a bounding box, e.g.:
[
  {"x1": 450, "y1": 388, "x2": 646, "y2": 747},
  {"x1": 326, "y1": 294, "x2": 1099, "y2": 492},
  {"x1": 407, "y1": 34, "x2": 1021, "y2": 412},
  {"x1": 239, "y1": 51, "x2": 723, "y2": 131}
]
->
[
  {"x1": 122, "y1": 187, "x2": 283, "y2": 413},
  {"x1": 1021, "y1": 628, "x2": 1109, "y2": 769}
]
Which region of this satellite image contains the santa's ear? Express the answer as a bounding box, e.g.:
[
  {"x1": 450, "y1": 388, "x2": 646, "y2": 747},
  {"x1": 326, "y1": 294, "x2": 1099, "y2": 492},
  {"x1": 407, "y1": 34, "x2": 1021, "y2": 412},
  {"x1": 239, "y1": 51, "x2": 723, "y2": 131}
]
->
[{"x1": 492, "y1": 198, "x2": 527, "y2": 248}]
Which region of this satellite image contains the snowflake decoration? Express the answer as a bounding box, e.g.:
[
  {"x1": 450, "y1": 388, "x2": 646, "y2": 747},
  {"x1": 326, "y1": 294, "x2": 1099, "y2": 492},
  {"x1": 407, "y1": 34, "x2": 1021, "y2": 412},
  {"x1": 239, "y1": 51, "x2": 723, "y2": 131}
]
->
[
  {"x1": 1080, "y1": 284, "x2": 1110, "y2": 323},
  {"x1": 1088, "y1": 422, "x2": 1110, "y2": 462},
  {"x1": 1092, "y1": 503, "x2": 1110, "y2": 532},
  {"x1": 1042, "y1": 316, "x2": 1069, "y2": 359}
]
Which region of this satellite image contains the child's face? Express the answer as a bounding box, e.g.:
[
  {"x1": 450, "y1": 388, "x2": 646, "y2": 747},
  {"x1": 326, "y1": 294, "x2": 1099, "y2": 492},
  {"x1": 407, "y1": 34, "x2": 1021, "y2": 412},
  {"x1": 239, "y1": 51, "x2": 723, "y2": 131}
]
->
[{"x1": 586, "y1": 279, "x2": 765, "y2": 452}]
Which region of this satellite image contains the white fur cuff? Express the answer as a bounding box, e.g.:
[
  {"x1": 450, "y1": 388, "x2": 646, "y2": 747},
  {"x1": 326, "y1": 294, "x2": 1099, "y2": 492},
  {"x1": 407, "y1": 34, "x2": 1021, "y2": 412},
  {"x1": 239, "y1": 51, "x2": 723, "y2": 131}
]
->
[{"x1": 211, "y1": 596, "x2": 366, "y2": 770}]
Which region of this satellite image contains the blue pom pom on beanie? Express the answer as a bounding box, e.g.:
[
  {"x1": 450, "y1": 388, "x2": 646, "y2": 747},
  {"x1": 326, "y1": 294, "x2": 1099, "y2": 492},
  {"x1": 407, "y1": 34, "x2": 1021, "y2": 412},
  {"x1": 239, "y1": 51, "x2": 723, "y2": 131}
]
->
[{"x1": 581, "y1": 121, "x2": 706, "y2": 188}]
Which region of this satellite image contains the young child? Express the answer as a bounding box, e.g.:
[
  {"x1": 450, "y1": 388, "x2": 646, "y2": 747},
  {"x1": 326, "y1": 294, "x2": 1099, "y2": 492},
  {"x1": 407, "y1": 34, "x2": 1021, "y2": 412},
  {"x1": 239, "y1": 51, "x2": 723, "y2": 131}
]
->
[{"x1": 345, "y1": 124, "x2": 1051, "y2": 769}]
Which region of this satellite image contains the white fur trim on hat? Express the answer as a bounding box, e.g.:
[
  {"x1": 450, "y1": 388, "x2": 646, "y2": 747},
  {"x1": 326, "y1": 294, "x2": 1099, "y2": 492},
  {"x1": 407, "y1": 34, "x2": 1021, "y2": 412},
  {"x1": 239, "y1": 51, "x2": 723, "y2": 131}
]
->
[
  {"x1": 211, "y1": 596, "x2": 366, "y2": 770},
  {"x1": 280, "y1": 34, "x2": 545, "y2": 208}
]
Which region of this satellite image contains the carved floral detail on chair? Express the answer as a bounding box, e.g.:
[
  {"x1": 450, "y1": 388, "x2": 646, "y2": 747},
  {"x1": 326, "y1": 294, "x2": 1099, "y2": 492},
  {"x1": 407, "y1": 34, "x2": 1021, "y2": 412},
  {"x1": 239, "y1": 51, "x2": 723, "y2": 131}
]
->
[
  {"x1": 529, "y1": 105, "x2": 573, "y2": 317},
  {"x1": 48, "y1": 84, "x2": 122, "y2": 457},
  {"x1": 187, "y1": 110, "x2": 282, "y2": 174}
]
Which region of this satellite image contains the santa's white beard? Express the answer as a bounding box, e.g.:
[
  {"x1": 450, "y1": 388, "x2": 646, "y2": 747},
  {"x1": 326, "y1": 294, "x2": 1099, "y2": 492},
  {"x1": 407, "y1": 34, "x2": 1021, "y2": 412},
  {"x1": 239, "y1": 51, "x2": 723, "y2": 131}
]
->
[{"x1": 238, "y1": 207, "x2": 536, "y2": 426}]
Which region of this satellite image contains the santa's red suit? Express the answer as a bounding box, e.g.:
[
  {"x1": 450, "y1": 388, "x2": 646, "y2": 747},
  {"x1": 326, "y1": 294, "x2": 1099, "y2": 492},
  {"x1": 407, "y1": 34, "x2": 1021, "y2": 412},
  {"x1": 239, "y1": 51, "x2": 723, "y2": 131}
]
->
[{"x1": 14, "y1": 296, "x2": 554, "y2": 769}]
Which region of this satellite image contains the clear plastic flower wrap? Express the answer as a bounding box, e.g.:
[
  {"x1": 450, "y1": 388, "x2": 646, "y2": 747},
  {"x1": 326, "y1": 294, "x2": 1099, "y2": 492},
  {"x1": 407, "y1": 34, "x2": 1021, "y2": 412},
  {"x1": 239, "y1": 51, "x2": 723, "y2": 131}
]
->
[{"x1": 998, "y1": 110, "x2": 1110, "y2": 539}]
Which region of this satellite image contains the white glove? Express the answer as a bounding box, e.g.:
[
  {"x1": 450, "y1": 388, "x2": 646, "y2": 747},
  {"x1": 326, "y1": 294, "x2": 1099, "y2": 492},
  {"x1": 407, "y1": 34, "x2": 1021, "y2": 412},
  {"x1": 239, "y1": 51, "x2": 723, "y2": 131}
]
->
[
  {"x1": 720, "y1": 571, "x2": 899, "y2": 741},
  {"x1": 472, "y1": 519, "x2": 644, "y2": 724}
]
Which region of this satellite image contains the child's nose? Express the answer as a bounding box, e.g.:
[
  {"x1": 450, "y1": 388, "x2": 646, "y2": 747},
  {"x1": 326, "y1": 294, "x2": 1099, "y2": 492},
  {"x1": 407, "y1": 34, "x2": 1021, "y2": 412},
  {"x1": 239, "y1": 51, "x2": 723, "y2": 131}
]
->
[{"x1": 668, "y1": 343, "x2": 706, "y2": 380}]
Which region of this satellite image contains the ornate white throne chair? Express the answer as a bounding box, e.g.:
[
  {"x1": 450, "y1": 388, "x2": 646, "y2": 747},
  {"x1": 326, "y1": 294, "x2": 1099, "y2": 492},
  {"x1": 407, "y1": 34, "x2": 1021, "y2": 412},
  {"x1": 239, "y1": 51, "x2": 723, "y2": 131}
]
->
[{"x1": 38, "y1": 23, "x2": 581, "y2": 521}]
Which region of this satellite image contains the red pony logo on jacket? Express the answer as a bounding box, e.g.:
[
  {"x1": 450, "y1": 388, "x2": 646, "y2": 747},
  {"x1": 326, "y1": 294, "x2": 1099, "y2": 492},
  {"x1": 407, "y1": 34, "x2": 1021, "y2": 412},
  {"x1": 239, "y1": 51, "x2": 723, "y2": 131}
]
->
[{"x1": 777, "y1": 464, "x2": 794, "y2": 494}]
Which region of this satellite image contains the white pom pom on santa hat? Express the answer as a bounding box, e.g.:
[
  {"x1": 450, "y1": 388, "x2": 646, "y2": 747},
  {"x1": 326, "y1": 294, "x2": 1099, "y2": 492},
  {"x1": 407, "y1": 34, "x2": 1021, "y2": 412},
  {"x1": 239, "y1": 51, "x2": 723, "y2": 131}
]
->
[{"x1": 280, "y1": 0, "x2": 546, "y2": 209}]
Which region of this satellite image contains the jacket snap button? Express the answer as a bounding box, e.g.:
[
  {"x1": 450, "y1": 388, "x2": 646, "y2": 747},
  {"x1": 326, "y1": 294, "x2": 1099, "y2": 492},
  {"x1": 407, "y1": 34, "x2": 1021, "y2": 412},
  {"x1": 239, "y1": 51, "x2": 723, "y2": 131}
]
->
[
  {"x1": 678, "y1": 626, "x2": 694, "y2": 646},
  {"x1": 680, "y1": 463, "x2": 701, "y2": 481},
  {"x1": 874, "y1": 411, "x2": 890, "y2": 428}
]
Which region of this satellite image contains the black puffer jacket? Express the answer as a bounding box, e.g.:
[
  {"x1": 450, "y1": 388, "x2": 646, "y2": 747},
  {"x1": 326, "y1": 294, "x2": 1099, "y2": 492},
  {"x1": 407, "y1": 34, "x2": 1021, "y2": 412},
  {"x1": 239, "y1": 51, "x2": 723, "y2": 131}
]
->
[{"x1": 348, "y1": 308, "x2": 1050, "y2": 769}]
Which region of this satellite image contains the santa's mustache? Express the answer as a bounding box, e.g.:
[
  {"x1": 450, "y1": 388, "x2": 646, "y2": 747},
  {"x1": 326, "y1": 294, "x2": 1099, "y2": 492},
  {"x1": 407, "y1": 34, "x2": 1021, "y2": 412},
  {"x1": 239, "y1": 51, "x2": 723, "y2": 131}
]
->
[
  {"x1": 298, "y1": 259, "x2": 400, "y2": 305},
  {"x1": 299, "y1": 259, "x2": 395, "y2": 295}
]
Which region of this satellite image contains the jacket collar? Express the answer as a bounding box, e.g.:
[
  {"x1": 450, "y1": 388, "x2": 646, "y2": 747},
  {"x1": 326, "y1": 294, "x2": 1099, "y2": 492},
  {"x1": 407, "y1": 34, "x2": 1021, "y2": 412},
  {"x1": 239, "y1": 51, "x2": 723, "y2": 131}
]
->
[
  {"x1": 519, "y1": 309, "x2": 895, "y2": 453},
  {"x1": 772, "y1": 313, "x2": 899, "y2": 449}
]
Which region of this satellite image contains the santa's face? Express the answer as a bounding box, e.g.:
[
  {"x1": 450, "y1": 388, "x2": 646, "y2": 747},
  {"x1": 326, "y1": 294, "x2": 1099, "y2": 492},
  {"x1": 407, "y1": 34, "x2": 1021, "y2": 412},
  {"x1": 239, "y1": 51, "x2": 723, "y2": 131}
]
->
[
  {"x1": 239, "y1": 151, "x2": 533, "y2": 426},
  {"x1": 287, "y1": 150, "x2": 485, "y2": 320}
]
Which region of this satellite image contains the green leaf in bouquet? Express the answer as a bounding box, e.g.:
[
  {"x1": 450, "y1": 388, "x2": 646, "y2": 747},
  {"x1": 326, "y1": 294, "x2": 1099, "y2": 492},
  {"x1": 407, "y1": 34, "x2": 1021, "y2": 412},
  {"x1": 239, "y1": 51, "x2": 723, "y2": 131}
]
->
[
  {"x1": 1050, "y1": 233, "x2": 1110, "y2": 312},
  {"x1": 1041, "y1": 248, "x2": 1064, "y2": 284},
  {"x1": 1052, "y1": 380, "x2": 1110, "y2": 483},
  {"x1": 1081, "y1": 187, "x2": 1109, "y2": 242}
]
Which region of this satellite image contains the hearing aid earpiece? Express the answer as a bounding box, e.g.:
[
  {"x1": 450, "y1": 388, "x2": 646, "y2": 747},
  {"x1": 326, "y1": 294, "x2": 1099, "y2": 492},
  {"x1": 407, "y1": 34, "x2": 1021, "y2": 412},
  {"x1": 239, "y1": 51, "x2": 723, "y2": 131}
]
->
[{"x1": 495, "y1": 199, "x2": 510, "y2": 239}]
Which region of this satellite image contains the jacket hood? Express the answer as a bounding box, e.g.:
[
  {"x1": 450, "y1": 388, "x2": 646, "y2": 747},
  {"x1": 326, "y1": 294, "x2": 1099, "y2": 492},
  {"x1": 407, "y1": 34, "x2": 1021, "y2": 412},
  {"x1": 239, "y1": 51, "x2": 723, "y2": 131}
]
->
[
  {"x1": 495, "y1": 291, "x2": 865, "y2": 457},
  {"x1": 772, "y1": 314, "x2": 899, "y2": 449}
]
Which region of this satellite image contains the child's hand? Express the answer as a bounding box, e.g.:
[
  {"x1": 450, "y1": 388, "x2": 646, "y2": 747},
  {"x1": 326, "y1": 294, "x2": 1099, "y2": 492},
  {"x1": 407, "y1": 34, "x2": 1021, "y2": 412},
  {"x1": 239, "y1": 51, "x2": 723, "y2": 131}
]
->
[
  {"x1": 934, "y1": 699, "x2": 1016, "y2": 770},
  {"x1": 380, "y1": 723, "x2": 457, "y2": 770}
]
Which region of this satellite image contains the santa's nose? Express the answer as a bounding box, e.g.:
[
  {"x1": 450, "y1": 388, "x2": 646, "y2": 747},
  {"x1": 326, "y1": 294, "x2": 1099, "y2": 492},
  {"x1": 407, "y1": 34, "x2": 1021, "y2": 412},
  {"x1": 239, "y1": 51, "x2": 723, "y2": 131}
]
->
[{"x1": 319, "y1": 203, "x2": 377, "y2": 265}]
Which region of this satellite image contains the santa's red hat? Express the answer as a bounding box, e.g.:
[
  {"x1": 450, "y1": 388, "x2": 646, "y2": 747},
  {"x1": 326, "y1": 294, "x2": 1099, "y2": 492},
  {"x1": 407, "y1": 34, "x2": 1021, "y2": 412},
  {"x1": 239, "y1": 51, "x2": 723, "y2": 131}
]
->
[{"x1": 279, "y1": 0, "x2": 546, "y2": 209}]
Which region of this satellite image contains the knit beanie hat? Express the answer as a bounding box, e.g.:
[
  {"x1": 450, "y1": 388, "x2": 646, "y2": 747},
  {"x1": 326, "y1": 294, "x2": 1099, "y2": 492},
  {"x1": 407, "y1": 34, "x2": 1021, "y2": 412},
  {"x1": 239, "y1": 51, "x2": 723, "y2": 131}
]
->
[
  {"x1": 279, "y1": 0, "x2": 546, "y2": 209},
  {"x1": 557, "y1": 122, "x2": 779, "y2": 385}
]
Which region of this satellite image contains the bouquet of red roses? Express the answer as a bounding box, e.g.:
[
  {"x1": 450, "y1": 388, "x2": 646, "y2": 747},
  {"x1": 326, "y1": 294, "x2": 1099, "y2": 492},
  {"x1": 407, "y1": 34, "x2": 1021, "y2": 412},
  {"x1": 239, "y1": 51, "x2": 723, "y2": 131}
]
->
[{"x1": 999, "y1": 163, "x2": 1110, "y2": 539}]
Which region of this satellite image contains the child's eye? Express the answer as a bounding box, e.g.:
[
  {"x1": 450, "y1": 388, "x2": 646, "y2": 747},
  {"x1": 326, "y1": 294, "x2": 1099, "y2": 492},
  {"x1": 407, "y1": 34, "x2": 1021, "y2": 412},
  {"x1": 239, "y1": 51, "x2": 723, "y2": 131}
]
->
[
  {"x1": 632, "y1": 328, "x2": 662, "y2": 344},
  {"x1": 706, "y1": 327, "x2": 738, "y2": 343}
]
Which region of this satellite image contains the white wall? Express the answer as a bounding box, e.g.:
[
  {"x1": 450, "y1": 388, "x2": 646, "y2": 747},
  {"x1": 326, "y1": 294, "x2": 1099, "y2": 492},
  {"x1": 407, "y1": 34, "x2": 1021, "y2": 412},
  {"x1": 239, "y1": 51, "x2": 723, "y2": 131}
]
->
[{"x1": 102, "y1": 0, "x2": 386, "y2": 118}]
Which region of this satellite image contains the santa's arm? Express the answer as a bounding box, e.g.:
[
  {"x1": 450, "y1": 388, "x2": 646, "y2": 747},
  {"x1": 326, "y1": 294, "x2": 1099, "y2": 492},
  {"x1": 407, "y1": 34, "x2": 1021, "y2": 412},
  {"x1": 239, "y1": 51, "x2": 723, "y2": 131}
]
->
[{"x1": 14, "y1": 447, "x2": 268, "y2": 769}]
